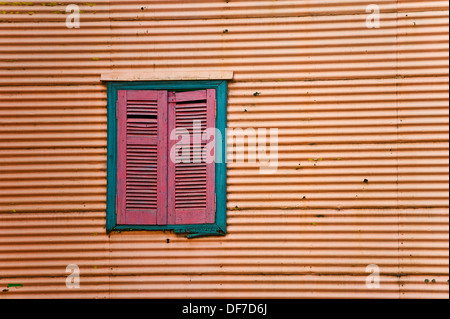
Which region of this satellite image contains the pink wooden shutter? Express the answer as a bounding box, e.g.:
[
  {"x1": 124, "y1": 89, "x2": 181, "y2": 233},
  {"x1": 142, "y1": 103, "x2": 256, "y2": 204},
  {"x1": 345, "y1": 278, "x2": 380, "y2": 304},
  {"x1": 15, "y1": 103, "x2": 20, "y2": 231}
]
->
[
  {"x1": 168, "y1": 89, "x2": 216, "y2": 225},
  {"x1": 117, "y1": 90, "x2": 168, "y2": 225}
]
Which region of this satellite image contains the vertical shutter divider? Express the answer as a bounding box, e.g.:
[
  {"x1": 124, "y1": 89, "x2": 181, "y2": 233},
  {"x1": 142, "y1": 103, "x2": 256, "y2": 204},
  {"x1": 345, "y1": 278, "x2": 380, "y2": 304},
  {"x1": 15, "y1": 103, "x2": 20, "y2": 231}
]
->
[{"x1": 157, "y1": 90, "x2": 169, "y2": 225}]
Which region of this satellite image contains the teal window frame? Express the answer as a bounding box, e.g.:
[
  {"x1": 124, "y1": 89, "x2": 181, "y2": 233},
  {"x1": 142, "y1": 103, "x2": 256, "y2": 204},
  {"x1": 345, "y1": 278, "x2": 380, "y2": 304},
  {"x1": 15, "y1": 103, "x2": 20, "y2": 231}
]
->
[{"x1": 106, "y1": 80, "x2": 228, "y2": 238}]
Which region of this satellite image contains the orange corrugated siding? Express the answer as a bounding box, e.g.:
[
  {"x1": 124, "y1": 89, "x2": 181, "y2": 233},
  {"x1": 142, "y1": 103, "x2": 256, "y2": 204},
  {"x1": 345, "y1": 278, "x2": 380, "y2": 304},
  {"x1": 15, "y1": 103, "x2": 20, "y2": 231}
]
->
[{"x1": 0, "y1": 0, "x2": 448, "y2": 298}]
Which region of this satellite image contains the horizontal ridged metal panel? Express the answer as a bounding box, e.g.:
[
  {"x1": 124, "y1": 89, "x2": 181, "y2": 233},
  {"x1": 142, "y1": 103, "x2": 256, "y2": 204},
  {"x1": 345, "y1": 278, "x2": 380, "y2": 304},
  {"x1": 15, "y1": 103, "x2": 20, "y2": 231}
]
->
[{"x1": 0, "y1": 0, "x2": 448, "y2": 298}]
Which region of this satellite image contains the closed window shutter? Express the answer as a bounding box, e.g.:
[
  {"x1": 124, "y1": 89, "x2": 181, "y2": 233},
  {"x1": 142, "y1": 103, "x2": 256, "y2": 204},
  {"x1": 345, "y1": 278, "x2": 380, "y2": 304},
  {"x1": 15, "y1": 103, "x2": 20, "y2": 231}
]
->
[
  {"x1": 117, "y1": 90, "x2": 168, "y2": 225},
  {"x1": 168, "y1": 89, "x2": 216, "y2": 225}
]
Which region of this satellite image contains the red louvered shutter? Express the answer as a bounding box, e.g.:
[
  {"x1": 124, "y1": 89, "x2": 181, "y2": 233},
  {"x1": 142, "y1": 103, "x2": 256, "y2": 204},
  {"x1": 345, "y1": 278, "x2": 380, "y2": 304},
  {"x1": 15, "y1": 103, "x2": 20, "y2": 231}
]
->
[
  {"x1": 117, "y1": 90, "x2": 168, "y2": 225},
  {"x1": 168, "y1": 89, "x2": 216, "y2": 225}
]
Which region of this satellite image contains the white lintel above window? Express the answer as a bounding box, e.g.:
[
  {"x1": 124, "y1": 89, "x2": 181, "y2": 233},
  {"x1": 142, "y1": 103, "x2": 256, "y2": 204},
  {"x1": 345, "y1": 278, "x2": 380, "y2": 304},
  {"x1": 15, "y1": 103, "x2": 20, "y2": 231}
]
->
[{"x1": 101, "y1": 71, "x2": 234, "y2": 82}]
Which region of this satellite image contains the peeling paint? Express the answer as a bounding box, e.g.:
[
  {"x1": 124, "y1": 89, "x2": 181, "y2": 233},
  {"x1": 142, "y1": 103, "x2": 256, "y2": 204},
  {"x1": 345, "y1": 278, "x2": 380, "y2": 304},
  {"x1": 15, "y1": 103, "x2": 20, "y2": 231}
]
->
[
  {"x1": 40, "y1": 2, "x2": 63, "y2": 6},
  {"x1": 0, "y1": 2, "x2": 35, "y2": 5}
]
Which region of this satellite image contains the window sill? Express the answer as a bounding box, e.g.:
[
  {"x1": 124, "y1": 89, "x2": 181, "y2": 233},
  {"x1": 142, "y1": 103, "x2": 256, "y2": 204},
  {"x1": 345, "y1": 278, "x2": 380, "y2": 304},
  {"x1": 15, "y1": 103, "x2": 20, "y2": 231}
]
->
[{"x1": 111, "y1": 223, "x2": 226, "y2": 239}]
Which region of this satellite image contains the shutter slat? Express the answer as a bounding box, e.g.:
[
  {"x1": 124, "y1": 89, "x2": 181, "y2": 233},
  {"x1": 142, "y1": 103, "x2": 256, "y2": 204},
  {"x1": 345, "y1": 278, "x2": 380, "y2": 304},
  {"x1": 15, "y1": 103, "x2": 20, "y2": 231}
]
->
[
  {"x1": 168, "y1": 89, "x2": 216, "y2": 225},
  {"x1": 174, "y1": 90, "x2": 207, "y2": 103}
]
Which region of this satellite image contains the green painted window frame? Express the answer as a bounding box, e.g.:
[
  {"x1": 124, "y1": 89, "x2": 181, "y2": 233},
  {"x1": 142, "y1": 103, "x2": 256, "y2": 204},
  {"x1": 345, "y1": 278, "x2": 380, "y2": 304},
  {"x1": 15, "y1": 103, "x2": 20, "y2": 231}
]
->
[{"x1": 106, "y1": 80, "x2": 228, "y2": 238}]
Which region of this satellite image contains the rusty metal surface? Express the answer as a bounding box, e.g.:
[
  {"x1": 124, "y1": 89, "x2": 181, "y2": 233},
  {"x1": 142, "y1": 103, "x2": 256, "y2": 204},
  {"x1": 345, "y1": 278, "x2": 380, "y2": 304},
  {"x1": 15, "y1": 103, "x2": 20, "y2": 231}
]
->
[{"x1": 0, "y1": 0, "x2": 448, "y2": 298}]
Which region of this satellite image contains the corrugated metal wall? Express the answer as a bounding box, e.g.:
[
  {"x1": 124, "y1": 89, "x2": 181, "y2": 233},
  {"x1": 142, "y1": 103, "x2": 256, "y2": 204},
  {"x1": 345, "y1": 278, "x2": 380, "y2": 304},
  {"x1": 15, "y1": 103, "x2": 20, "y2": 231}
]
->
[{"x1": 0, "y1": 0, "x2": 448, "y2": 298}]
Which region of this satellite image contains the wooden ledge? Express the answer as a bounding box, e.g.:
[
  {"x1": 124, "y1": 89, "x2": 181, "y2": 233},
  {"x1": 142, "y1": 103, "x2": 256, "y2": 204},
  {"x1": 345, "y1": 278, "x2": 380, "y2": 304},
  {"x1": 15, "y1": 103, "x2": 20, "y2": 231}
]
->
[{"x1": 101, "y1": 71, "x2": 234, "y2": 82}]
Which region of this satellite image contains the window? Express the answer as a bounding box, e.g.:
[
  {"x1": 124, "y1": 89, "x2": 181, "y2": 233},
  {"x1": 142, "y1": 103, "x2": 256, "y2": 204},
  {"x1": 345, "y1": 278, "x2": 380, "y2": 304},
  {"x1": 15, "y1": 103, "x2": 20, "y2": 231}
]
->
[{"x1": 106, "y1": 81, "x2": 227, "y2": 238}]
